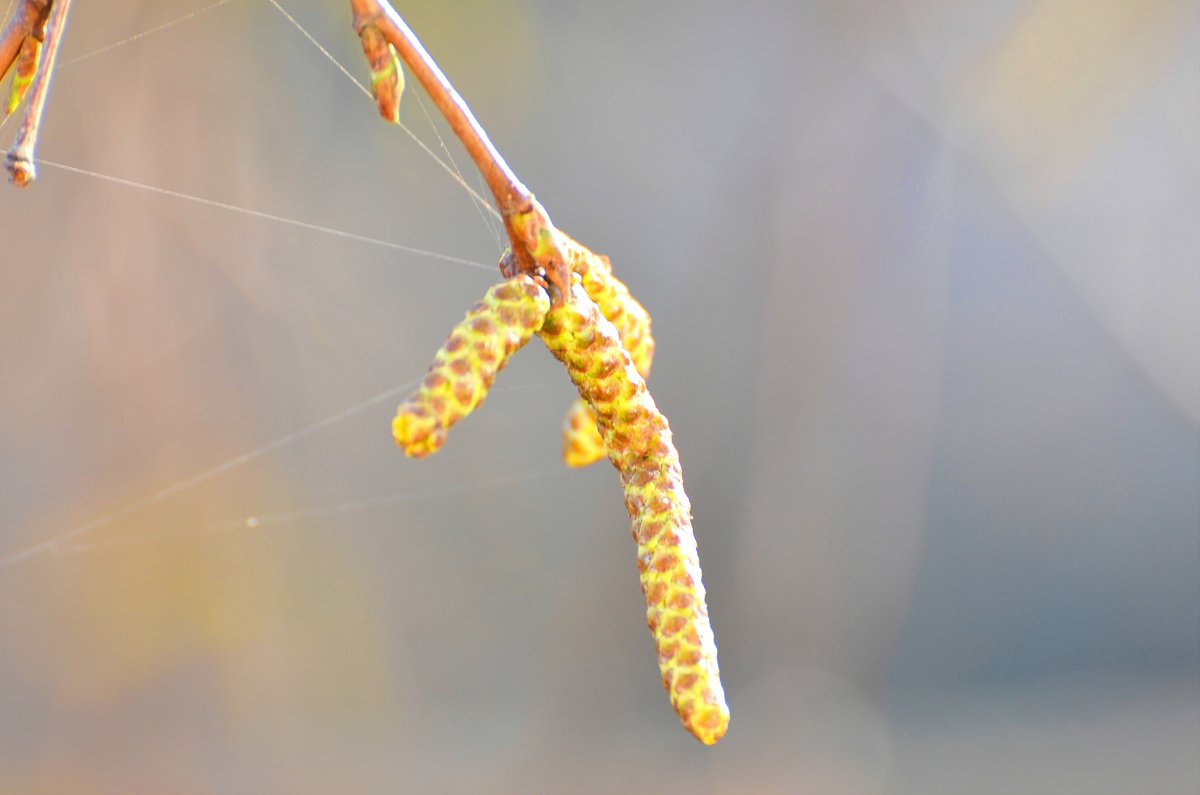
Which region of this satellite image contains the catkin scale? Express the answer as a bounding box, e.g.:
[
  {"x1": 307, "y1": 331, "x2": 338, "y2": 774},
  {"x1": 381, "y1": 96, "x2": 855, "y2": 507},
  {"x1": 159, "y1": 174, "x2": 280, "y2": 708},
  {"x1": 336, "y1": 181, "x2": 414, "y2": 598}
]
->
[
  {"x1": 562, "y1": 400, "x2": 605, "y2": 467},
  {"x1": 557, "y1": 234, "x2": 655, "y2": 468},
  {"x1": 538, "y1": 280, "x2": 729, "y2": 745},
  {"x1": 392, "y1": 275, "x2": 549, "y2": 457}
]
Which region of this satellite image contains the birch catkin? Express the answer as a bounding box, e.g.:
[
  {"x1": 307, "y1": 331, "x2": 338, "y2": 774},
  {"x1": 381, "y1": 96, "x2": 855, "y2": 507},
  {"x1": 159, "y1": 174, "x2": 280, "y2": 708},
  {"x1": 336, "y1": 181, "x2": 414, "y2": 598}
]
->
[
  {"x1": 392, "y1": 275, "x2": 549, "y2": 457},
  {"x1": 538, "y1": 279, "x2": 729, "y2": 745},
  {"x1": 557, "y1": 233, "x2": 655, "y2": 468}
]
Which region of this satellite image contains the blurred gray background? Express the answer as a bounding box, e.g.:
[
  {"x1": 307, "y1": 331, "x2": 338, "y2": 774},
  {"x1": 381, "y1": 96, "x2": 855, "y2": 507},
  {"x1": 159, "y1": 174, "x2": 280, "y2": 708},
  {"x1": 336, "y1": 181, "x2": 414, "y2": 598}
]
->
[{"x1": 1, "y1": 1, "x2": 1197, "y2": 793}]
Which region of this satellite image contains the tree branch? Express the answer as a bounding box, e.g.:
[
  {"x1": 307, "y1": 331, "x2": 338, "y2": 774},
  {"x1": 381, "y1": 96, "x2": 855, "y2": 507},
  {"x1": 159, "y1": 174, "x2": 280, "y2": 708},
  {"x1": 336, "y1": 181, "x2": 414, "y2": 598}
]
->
[
  {"x1": 348, "y1": 0, "x2": 570, "y2": 303},
  {"x1": 348, "y1": 0, "x2": 530, "y2": 216}
]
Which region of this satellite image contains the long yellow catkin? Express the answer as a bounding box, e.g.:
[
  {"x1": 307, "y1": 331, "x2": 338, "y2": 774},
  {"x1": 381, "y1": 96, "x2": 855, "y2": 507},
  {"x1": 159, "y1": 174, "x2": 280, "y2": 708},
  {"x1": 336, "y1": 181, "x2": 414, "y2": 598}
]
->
[
  {"x1": 538, "y1": 279, "x2": 729, "y2": 745},
  {"x1": 557, "y1": 233, "x2": 655, "y2": 468},
  {"x1": 392, "y1": 275, "x2": 550, "y2": 457}
]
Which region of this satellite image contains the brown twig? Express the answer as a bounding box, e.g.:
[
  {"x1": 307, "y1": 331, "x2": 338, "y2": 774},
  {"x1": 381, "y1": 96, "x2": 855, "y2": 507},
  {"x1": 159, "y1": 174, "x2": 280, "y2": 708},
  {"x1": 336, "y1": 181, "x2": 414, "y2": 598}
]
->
[
  {"x1": 349, "y1": 0, "x2": 570, "y2": 303},
  {"x1": 348, "y1": 0, "x2": 527, "y2": 215},
  {"x1": 5, "y1": 0, "x2": 71, "y2": 187}
]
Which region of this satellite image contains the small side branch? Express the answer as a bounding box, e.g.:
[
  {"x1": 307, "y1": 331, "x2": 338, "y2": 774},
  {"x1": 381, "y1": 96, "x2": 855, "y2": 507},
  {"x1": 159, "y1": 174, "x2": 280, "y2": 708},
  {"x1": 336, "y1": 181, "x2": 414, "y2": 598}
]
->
[
  {"x1": 349, "y1": 0, "x2": 570, "y2": 303},
  {"x1": 349, "y1": 0, "x2": 530, "y2": 216},
  {"x1": 4, "y1": 0, "x2": 72, "y2": 187}
]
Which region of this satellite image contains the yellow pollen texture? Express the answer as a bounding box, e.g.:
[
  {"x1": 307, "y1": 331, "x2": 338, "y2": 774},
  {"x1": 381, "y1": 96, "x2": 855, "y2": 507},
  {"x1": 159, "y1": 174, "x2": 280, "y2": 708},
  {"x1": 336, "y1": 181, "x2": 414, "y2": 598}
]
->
[
  {"x1": 556, "y1": 233, "x2": 656, "y2": 468},
  {"x1": 392, "y1": 275, "x2": 550, "y2": 457},
  {"x1": 538, "y1": 280, "x2": 728, "y2": 745}
]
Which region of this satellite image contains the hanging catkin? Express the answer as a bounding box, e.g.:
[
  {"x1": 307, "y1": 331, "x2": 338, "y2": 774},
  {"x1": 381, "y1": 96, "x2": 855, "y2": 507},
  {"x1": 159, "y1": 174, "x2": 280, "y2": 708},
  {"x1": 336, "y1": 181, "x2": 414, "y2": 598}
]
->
[
  {"x1": 392, "y1": 275, "x2": 549, "y2": 457},
  {"x1": 538, "y1": 278, "x2": 728, "y2": 745},
  {"x1": 557, "y1": 233, "x2": 655, "y2": 468}
]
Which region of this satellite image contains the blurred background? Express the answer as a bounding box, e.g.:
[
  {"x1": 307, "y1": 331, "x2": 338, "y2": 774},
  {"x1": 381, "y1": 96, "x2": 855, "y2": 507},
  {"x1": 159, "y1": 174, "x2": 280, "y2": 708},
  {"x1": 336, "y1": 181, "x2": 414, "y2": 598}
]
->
[{"x1": 1, "y1": 1, "x2": 1197, "y2": 793}]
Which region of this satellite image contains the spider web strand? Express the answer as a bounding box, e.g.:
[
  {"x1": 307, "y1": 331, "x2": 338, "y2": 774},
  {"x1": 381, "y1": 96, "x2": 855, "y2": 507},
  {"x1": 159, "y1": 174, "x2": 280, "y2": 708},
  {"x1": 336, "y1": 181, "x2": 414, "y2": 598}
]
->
[
  {"x1": 36, "y1": 158, "x2": 496, "y2": 271},
  {"x1": 262, "y1": 0, "x2": 501, "y2": 221},
  {"x1": 0, "y1": 376, "x2": 425, "y2": 569},
  {"x1": 55, "y1": 0, "x2": 241, "y2": 70},
  {"x1": 58, "y1": 469, "x2": 560, "y2": 555}
]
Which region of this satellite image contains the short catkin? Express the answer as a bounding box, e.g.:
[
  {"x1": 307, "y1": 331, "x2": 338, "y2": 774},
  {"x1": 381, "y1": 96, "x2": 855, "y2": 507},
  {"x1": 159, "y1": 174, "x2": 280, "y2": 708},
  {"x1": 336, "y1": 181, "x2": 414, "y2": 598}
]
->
[
  {"x1": 538, "y1": 279, "x2": 729, "y2": 745},
  {"x1": 392, "y1": 275, "x2": 550, "y2": 458},
  {"x1": 557, "y1": 233, "x2": 655, "y2": 468}
]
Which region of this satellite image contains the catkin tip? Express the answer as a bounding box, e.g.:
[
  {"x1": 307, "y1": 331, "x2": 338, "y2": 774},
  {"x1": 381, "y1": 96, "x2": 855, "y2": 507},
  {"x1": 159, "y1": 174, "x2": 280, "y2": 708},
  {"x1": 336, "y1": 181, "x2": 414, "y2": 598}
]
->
[
  {"x1": 689, "y1": 704, "x2": 730, "y2": 745},
  {"x1": 392, "y1": 409, "x2": 443, "y2": 458}
]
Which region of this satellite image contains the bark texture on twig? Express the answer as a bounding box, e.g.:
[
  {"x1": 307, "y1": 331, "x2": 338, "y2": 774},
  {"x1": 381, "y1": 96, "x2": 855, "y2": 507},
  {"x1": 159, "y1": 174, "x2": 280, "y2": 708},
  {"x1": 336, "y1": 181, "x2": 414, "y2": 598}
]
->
[{"x1": 348, "y1": 0, "x2": 530, "y2": 215}]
